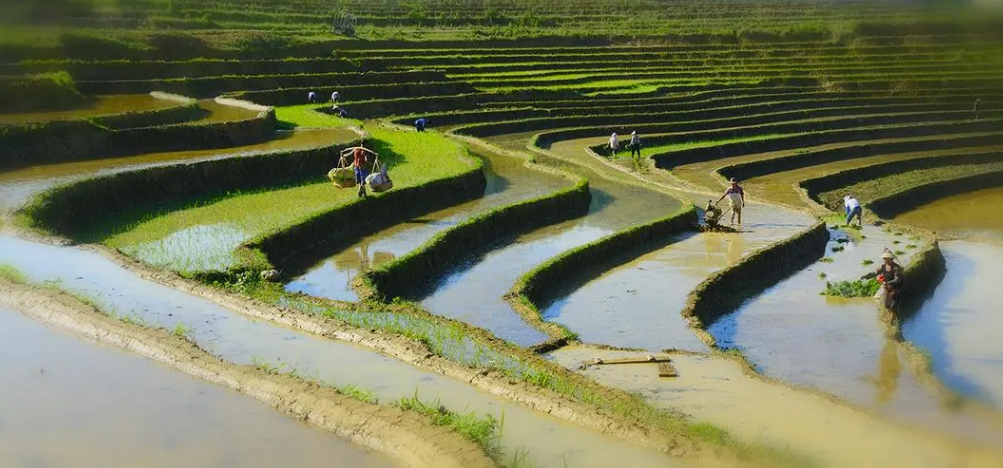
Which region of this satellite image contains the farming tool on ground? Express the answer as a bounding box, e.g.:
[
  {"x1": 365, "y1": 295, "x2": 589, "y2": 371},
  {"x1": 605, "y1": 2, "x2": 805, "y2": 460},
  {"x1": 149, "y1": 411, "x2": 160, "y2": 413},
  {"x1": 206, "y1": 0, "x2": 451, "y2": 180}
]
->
[{"x1": 701, "y1": 200, "x2": 738, "y2": 233}]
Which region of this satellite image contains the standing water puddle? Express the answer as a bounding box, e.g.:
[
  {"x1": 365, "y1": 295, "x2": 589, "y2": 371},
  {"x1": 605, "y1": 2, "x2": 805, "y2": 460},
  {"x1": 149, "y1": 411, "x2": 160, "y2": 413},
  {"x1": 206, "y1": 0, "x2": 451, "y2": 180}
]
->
[
  {"x1": 286, "y1": 151, "x2": 562, "y2": 302},
  {"x1": 0, "y1": 94, "x2": 178, "y2": 124},
  {"x1": 709, "y1": 226, "x2": 1003, "y2": 447},
  {"x1": 0, "y1": 234, "x2": 689, "y2": 468},
  {"x1": 416, "y1": 176, "x2": 681, "y2": 347},
  {"x1": 543, "y1": 205, "x2": 811, "y2": 352},
  {"x1": 0, "y1": 307, "x2": 397, "y2": 468}
]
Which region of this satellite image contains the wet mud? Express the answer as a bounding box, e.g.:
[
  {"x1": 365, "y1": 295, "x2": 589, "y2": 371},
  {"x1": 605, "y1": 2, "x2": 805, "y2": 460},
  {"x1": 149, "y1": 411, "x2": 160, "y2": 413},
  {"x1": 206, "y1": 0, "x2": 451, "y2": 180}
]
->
[
  {"x1": 0, "y1": 234, "x2": 690, "y2": 468},
  {"x1": 286, "y1": 150, "x2": 562, "y2": 302},
  {"x1": 544, "y1": 204, "x2": 811, "y2": 352},
  {"x1": 548, "y1": 344, "x2": 1003, "y2": 468},
  {"x1": 893, "y1": 186, "x2": 1003, "y2": 242},
  {"x1": 0, "y1": 94, "x2": 178, "y2": 124},
  {"x1": 0, "y1": 306, "x2": 397, "y2": 468},
  {"x1": 416, "y1": 175, "x2": 681, "y2": 347}
]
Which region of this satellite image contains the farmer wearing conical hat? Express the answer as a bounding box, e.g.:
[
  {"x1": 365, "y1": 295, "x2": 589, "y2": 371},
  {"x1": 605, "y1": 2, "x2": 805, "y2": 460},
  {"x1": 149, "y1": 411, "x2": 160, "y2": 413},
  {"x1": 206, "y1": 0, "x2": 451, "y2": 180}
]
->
[
  {"x1": 874, "y1": 249, "x2": 904, "y2": 312},
  {"x1": 716, "y1": 178, "x2": 746, "y2": 225}
]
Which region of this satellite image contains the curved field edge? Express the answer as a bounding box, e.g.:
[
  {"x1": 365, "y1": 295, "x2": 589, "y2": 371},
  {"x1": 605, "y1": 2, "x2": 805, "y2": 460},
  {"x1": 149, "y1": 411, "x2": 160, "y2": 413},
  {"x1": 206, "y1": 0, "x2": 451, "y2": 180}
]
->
[
  {"x1": 91, "y1": 243, "x2": 806, "y2": 468},
  {"x1": 0, "y1": 277, "x2": 498, "y2": 468},
  {"x1": 508, "y1": 205, "x2": 699, "y2": 346},
  {"x1": 353, "y1": 170, "x2": 591, "y2": 302},
  {"x1": 0, "y1": 99, "x2": 276, "y2": 169}
]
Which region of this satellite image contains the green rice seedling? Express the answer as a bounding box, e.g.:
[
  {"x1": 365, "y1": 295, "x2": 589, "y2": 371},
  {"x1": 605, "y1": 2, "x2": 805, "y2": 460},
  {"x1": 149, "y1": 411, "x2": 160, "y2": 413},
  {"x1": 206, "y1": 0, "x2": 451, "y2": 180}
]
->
[
  {"x1": 893, "y1": 240, "x2": 901, "y2": 245},
  {"x1": 0, "y1": 264, "x2": 27, "y2": 284},
  {"x1": 862, "y1": 259, "x2": 874, "y2": 266},
  {"x1": 173, "y1": 321, "x2": 191, "y2": 339},
  {"x1": 831, "y1": 245, "x2": 844, "y2": 253},
  {"x1": 895, "y1": 250, "x2": 906, "y2": 256},
  {"x1": 818, "y1": 272, "x2": 828, "y2": 279},
  {"x1": 823, "y1": 279, "x2": 881, "y2": 298},
  {"x1": 118, "y1": 313, "x2": 147, "y2": 326},
  {"x1": 906, "y1": 244, "x2": 918, "y2": 249},
  {"x1": 819, "y1": 257, "x2": 834, "y2": 264},
  {"x1": 395, "y1": 390, "x2": 501, "y2": 456},
  {"x1": 339, "y1": 384, "x2": 379, "y2": 404}
]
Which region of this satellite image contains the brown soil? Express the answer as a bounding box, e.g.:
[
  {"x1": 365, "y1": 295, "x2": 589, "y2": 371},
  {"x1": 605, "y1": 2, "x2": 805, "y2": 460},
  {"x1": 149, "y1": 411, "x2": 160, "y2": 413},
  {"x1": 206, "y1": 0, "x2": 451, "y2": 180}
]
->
[
  {"x1": 0, "y1": 278, "x2": 496, "y2": 468},
  {"x1": 549, "y1": 345, "x2": 1003, "y2": 468}
]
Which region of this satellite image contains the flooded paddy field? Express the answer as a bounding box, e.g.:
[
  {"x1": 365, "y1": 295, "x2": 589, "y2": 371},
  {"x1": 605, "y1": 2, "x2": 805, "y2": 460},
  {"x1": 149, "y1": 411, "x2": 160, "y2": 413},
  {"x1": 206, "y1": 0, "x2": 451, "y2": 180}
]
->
[
  {"x1": 0, "y1": 306, "x2": 397, "y2": 468},
  {"x1": 286, "y1": 150, "x2": 563, "y2": 302},
  {"x1": 0, "y1": 94, "x2": 178, "y2": 124},
  {"x1": 416, "y1": 175, "x2": 681, "y2": 347},
  {"x1": 894, "y1": 186, "x2": 1003, "y2": 242},
  {"x1": 0, "y1": 234, "x2": 689, "y2": 468}
]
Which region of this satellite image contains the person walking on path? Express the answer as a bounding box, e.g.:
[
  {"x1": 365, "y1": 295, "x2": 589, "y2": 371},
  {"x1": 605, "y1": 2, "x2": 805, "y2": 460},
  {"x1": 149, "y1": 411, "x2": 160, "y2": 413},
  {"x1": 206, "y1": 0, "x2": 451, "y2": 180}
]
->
[
  {"x1": 974, "y1": 98, "x2": 982, "y2": 120},
  {"x1": 308, "y1": 91, "x2": 317, "y2": 103},
  {"x1": 716, "y1": 178, "x2": 746, "y2": 225},
  {"x1": 608, "y1": 133, "x2": 620, "y2": 158},
  {"x1": 844, "y1": 195, "x2": 863, "y2": 227},
  {"x1": 331, "y1": 91, "x2": 340, "y2": 109},
  {"x1": 628, "y1": 131, "x2": 642, "y2": 159},
  {"x1": 341, "y1": 145, "x2": 377, "y2": 198},
  {"x1": 415, "y1": 118, "x2": 427, "y2": 132}
]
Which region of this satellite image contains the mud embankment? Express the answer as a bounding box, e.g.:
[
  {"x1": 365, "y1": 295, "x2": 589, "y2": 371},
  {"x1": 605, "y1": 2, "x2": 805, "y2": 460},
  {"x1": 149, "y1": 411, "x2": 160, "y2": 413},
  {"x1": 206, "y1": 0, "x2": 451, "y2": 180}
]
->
[
  {"x1": 868, "y1": 170, "x2": 1003, "y2": 219},
  {"x1": 243, "y1": 163, "x2": 487, "y2": 277},
  {"x1": 354, "y1": 177, "x2": 592, "y2": 301},
  {"x1": 509, "y1": 206, "x2": 698, "y2": 343},
  {"x1": 0, "y1": 279, "x2": 496, "y2": 468},
  {"x1": 19, "y1": 138, "x2": 361, "y2": 240},
  {"x1": 0, "y1": 99, "x2": 274, "y2": 169},
  {"x1": 682, "y1": 221, "x2": 829, "y2": 346}
]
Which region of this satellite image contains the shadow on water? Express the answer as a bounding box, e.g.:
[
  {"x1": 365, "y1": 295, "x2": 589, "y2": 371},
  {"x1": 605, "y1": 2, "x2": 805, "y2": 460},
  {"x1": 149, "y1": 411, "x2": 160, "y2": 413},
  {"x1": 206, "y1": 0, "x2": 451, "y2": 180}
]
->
[{"x1": 902, "y1": 247, "x2": 992, "y2": 403}]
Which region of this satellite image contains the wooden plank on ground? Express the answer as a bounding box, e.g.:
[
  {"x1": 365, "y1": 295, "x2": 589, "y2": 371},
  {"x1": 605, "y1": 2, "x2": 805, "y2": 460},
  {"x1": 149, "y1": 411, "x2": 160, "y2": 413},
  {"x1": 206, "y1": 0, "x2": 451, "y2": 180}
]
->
[
  {"x1": 658, "y1": 362, "x2": 678, "y2": 378},
  {"x1": 581, "y1": 356, "x2": 671, "y2": 367}
]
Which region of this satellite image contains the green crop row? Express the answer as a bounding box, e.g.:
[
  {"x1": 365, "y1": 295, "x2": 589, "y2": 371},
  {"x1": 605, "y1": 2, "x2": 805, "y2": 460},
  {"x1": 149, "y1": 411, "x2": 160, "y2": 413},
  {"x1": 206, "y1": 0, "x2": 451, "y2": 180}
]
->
[
  {"x1": 721, "y1": 133, "x2": 1003, "y2": 183},
  {"x1": 1, "y1": 107, "x2": 275, "y2": 170},
  {"x1": 230, "y1": 81, "x2": 478, "y2": 106},
  {"x1": 509, "y1": 205, "x2": 697, "y2": 340},
  {"x1": 0, "y1": 71, "x2": 86, "y2": 113},
  {"x1": 17, "y1": 57, "x2": 369, "y2": 81},
  {"x1": 355, "y1": 172, "x2": 590, "y2": 302},
  {"x1": 77, "y1": 70, "x2": 450, "y2": 96}
]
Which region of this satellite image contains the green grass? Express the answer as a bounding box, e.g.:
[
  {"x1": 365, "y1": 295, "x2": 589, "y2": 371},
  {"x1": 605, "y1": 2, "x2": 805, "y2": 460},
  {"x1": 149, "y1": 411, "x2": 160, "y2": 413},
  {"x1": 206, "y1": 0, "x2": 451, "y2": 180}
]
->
[
  {"x1": 396, "y1": 390, "x2": 501, "y2": 458},
  {"x1": 104, "y1": 125, "x2": 471, "y2": 274},
  {"x1": 819, "y1": 162, "x2": 1003, "y2": 210},
  {"x1": 274, "y1": 104, "x2": 362, "y2": 129},
  {"x1": 823, "y1": 279, "x2": 881, "y2": 298},
  {"x1": 0, "y1": 264, "x2": 28, "y2": 284}
]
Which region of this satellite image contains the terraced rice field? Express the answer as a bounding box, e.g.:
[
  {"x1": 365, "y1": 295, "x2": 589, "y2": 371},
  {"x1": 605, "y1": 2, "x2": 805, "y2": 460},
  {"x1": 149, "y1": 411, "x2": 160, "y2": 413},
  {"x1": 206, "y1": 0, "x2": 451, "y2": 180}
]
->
[{"x1": 3, "y1": 1, "x2": 1003, "y2": 467}]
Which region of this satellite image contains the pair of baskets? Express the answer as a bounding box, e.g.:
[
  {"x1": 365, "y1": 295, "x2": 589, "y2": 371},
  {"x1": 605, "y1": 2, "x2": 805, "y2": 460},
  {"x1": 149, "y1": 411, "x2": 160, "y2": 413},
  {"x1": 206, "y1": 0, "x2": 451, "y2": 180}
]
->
[{"x1": 327, "y1": 156, "x2": 393, "y2": 192}]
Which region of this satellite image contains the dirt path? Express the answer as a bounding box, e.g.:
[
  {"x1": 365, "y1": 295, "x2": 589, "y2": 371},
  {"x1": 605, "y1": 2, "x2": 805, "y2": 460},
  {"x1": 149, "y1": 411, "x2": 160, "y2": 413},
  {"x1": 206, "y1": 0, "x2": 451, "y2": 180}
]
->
[{"x1": 549, "y1": 345, "x2": 1003, "y2": 468}]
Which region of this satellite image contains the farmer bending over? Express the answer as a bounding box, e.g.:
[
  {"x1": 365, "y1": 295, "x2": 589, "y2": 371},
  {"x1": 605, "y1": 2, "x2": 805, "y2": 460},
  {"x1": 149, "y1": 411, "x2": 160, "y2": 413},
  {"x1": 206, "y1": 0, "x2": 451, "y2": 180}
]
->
[
  {"x1": 331, "y1": 91, "x2": 340, "y2": 108},
  {"x1": 629, "y1": 131, "x2": 642, "y2": 159},
  {"x1": 608, "y1": 133, "x2": 620, "y2": 158},
  {"x1": 341, "y1": 146, "x2": 377, "y2": 198},
  {"x1": 716, "y1": 178, "x2": 746, "y2": 225},
  {"x1": 415, "y1": 118, "x2": 427, "y2": 132},
  {"x1": 308, "y1": 91, "x2": 317, "y2": 103},
  {"x1": 844, "y1": 195, "x2": 863, "y2": 227}
]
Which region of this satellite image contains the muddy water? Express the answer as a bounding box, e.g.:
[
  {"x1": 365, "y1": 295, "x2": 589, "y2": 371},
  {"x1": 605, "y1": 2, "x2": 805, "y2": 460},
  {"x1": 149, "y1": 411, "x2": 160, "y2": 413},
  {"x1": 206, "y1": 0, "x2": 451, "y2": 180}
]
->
[
  {"x1": 197, "y1": 98, "x2": 261, "y2": 122},
  {"x1": 544, "y1": 204, "x2": 811, "y2": 352},
  {"x1": 0, "y1": 129, "x2": 356, "y2": 213},
  {"x1": 706, "y1": 227, "x2": 1003, "y2": 446},
  {"x1": 904, "y1": 242, "x2": 1003, "y2": 408},
  {"x1": 286, "y1": 151, "x2": 562, "y2": 302},
  {"x1": 0, "y1": 307, "x2": 397, "y2": 468},
  {"x1": 417, "y1": 175, "x2": 681, "y2": 347},
  {"x1": 0, "y1": 94, "x2": 177, "y2": 124},
  {"x1": 894, "y1": 186, "x2": 1003, "y2": 242},
  {"x1": 0, "y1": 234, "x2": 690, "y2": 468}
]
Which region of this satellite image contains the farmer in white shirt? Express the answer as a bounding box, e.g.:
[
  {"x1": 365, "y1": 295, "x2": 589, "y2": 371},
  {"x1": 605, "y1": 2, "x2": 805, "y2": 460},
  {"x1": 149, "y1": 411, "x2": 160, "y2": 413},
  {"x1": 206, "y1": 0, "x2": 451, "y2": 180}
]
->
[
  {"x1": 608, "y1": 133, "x2": 619, "y2": 158},
  {"x1": 844, "y1": 195, "x2": 863, "y2": 227},
  {"x1": 331, "y1": 91, "x2": 340, "y2": 109},
  {"x1": 308, "y1": 91, "x2": 317, "y2": 103}
]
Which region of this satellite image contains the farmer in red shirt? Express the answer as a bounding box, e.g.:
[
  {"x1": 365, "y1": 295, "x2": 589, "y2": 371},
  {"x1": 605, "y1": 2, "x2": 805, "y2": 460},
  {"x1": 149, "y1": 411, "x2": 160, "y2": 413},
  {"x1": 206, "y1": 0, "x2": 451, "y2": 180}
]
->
[{"x1": 340, "y1": 145, "x2": 377, "y2": 198}]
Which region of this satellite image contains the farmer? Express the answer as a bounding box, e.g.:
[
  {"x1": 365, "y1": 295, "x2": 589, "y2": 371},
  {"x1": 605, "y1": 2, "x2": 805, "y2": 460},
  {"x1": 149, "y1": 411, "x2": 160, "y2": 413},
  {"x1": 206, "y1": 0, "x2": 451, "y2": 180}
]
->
[
  {"x1": 608, "y1": 133, "x2": 620, "y2": 158},
  {"x1": 415, "y1": 118, "x2": 427, "y2": 132},
  {"x1": 331, "y1": 91, "x2": 340, "y2": 109},
  {"x1": 628, "y1": 131, "x2": 642, "y2": 159},
  {"x1": 875, "y1": 250, "x2": 904, "y2": 312},
  {"x1": 307, "y1": 91, "x2": 317, "y2": 103},
  {"x1": 844, "y1": 195, "x2": 863, "y2": 227},
  {"x1": 716, "y1": 178, "x2": 746, "y2": 225},
  {"x1": 341, "y1": 145, "x2": 377, "y2": 198},
  {"x1": 974, "y1": 98, "x2": 982, "y2": 120},
  {"x1": 333, "y1": 106, "x2": 348, "y2": 118}
]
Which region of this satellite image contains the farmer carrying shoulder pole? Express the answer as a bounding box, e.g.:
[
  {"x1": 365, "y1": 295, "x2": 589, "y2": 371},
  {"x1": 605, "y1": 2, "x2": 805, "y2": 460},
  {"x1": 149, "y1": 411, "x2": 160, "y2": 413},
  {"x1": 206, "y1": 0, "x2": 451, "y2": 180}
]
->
[
  {"x1": 629, "y1": 131, "x2": 642, "y2": 159},
  {"x1": 716, "y1": 178, "x2": 746, "y2": 225},
  {"x1": 844, "y1": 195, "x2": 863, "y2": 227},
  {"x1": 341, "y1": 145, "x2": 377, "y2": 198},
  {"x1": 608, "y1": 133, "x2": 619, "y2": 158}
]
